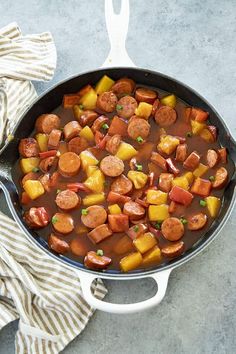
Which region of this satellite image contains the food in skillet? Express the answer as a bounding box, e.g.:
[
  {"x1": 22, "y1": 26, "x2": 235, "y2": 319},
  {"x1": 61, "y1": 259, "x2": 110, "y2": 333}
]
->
[{"x1": 17, "y1": 75, "x2": 230, "y2": 272}]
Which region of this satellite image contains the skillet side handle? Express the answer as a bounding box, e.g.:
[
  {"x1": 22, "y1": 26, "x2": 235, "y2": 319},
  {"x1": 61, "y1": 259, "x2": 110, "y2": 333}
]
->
[
  {"x1": 0, "y1": 176, "x2": 16, "y2": 204},
  {"x1": 102, "y1": 0, "x2": 136, "y2": 68},
  {"x1": 79, "y1": 269, "x2": 172, "y2": 314}
]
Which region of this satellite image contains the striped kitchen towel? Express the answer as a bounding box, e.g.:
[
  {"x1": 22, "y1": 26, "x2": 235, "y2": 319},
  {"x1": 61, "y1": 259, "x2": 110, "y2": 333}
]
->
[{"x1": 0, "y1": 23, "x2": 107, "y2": 354}]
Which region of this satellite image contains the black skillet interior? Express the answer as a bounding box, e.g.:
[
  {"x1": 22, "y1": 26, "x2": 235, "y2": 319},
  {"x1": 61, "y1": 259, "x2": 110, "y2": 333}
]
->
[{"x1": 0, "y1": 67, "x2": 236, "y2": 277}]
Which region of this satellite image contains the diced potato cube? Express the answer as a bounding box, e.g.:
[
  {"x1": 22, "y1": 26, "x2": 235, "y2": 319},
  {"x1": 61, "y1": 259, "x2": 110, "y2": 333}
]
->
[
  {"x1": 193, "y1": 163, "x2": 209, "y2": 178},
  {"x1": 95, "y1": 75, "x2": 115, "y2": 94},
  {"x1": 158, "y1": 135, "x2": 180, "y2": 155},
  {"x1": 160, "y1": 94, "x2": 176, "y2": 108},
  {"x1": 191, "y1": 120, "x2": 206, "y2": 135},
  {"x1": 86, "y1": 165, "x2": 99, "y2": 177},
  {"x1": 79, "y1": 88, "x2": 97, "y2": 110},
  {"x1": 35, "y1": 133, "x2": 48, "y2": 152},
  {"x1": 115, "y1": 142, "x2": 137, "y2": 161},
  {"x1": 148, "y1": 204, "x2": 169, "y2": 221},
  {"x1": 133, "y1": 232, "x2": 157, "y2": 254},
  {"x1": 73, "y1": 105, "x2": 84, "y2": 120},
  {"x1": 127, "y1": 171, "x2": 148, "y2": 189},
  {"x1": 108, "y1": 204, "x2": 122, "y2": 214},
  {"x1": 146, "y1": 189, "x2": 168, "y2": 205},
  {"x1": 135, "y1": 102, "x2": 153, "y2": 119},
  {"x1": 79, "y1": 126, "x2": 95, "y2": 142},
  {"x1": 172, "y1": 176, "x2": 189, "y2": 191},
  {"x1": 183, "y1": 172, "x2": 194, "y2": 185},
  {"x1": 20, "y1": 158, "x2": 40, "y2": 174},
  {"x1": 205, "y1": 196, "x2": 221, "y2": 217},
  {"x1": 120, "y1": 252, "x2": 143, "y2": 272},
  {"x1": 80, "y1": 150, "x2": 98, "y2": 170},
  {"x1": 84, "y1": 169, "x2": 105, "y2": 192},
  {"x1": 142, "y1": 246, "x2": 162, "y2": 265},
  {"x1": 82, "y1": 193, "x2": 105, "y2": 206},
  {"x1": 23, "y1": 180, "x2": 44, "y2": 200},
  {"x1": 200, "y1": 128, "x2": 215, "y2": 143}
]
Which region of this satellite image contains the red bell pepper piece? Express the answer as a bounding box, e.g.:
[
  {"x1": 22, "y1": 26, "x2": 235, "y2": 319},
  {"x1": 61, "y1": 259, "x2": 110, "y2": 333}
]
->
[
  {"x1": 39, "y1": 150, "x2": 57, "y2": 159},
  {"x1": 169, "y1": 185, "x2": 193, "y2": 206},
  {"x1": 107, "y1": 191, "x2": 131, "y2": 204},
  {"x1": 67, "y1": 183, "x2": 91, "y2": 193}
]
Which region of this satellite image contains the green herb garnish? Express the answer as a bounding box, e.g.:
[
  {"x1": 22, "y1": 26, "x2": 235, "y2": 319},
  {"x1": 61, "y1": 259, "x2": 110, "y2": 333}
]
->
[
  {"x1": 96, "y1": 249, "x2": 104, "y2": 256},
  {"x1": 79, "y1": 104, "x2": 84, "y2": 110},
  {"x1": 56, "y1": 189, "x2": 61, "y2": 194},
  {"x1": 136, "y1": 136, "x2": 144, "y2": 143},
  {"x1": 116, "y1": 104, "x2": 123, "y2": 110},
  {"x1": 136, "y1": 164, "x2": 143, "y2": 171},
  {"x1": 51, "y1": 216, "x2": 58, "y2": 224},
  {"x1": 81, "y1": 208, "x2": 88, "y2": 215},
  {"x1": 102, "y1": 123, "x2": 109, "y2": 130},
  {"x1": 32, "y1": 167, "x2": 39, "y2": 172},
  {"x1": 134, "y1": 225, "x2": 139, "y2": 232},
  {"x1": 209, "y1": 176, "x2": 215, "y2": 182},
  {"x1": 199, "y1": 199, "x2": 207, "y2": 207},
  {"x1": 186, "y1": 132, "x2": 193, "y2": 138},
  {"x1": 154, "y1": 221, "x2": 162, "y2": 230},
  {"x1": 180, "y1": 217, "x2": 188, "y2": 225}
]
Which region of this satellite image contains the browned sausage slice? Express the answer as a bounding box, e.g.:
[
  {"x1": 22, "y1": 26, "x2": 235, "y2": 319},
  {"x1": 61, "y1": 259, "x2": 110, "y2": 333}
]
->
[
  {"x1": 39, "y1": 156, "x2": 56, "y2": 173},
  {"x1": 127, "y1": 118, "x2": 150, "y2": 140},
  {"x1": 81, "y1": 205, "x2": 107, "y2": 228},
  {"x1": 19, "y1": 138, "x2": 39, "y2": 157},
  {"x1": 135, "y1": 88, "x2": 157, "y2": 103},
  {"x1": 212, "y1": 167, "x2": 228, "y2": 189},
  {"x1": 108, "y1": 214, "x2": 129, "y2": 232},
  {"x1": 55, "y1": 189, "x2": 80, "y2": 210},
  {"x1": 84, "y1": 251, "x2": 112, "y2": 269},
  {"x1": 151, "y1": 98, "x2": 160, "y2": 116},
  {"x1": 126, "y1": 223, "x2": 148, "y2": 240},
  {"x1": 79, "y1": 110, "x2": 98, "y2": 127},
  {"x1": 52, "y1": 212, "x2": 74, "y2": 234},
  {"x1": 161, "y1": 217, "x2": 184, "y2": 241},
  {"x1": 22, "y1": 172, "x2": 39, "y2": 185},
  {"x1": 68, "y1": 136, "x2": 89, "y2": 155},
  {"x1": 187, "y1": 213, "x2": 207, "y2": 230},
  {"x1": 63, "y1": 121, "x2": 81, "y2": 141},
  {"x1": 175, "y1": 144, "x2": 187, "y2": 162},
  {"x1": 88, "y1": 224, "x2": 112, "y2": 243},
  {"x1": 123, "y1": 200, "x2": 145, "y2": 220},
  {"x1": 58, "y1": 152, "x2": 80, "y2": 177},
  {"x1": 111, "y1": 174, "x2": 133, "y2": 195},
  {"x1": 161, "y1": 241, "x2": 184, "y2": 258},
  {"x1": 158, "y1": 173, "x2": 174, "y2": 192},
  {"x1": 48, "y1": 234, "x2": 70, "y2": 254},
  {"x1": 97, "y1": 91, "x2": 118, "y2": 112},
  {"x1": 183, "y1": 151, "x2": 201, "y2": 170},
  {"x1": 116, "y1": 96, "x2": 138, "y2": 118},
  {"x1": 35, "y1": 114, "x2": 60, "y2": 134},
  {"x1": 91, "y1": 115, "x2": 109, "y2": 132},
  {"x1": 48, "y1": 129, "x2": 62, "y2": 149},
  {"x1": 24, "y1": 207, "x2": 49, "y2": 228},
  {"x1": 111, "y1": 78, "x2": 135, "y2": 95},
  {"x1": 151, "y1": 151, "x2": 167, "y2": 170},
  {"x1": 100, "y1": 155, "x2": 124, "y2": 177},
  {"x1": 155, "y1": 106, "x2": 177, "y2": 127},
  {"x1": 106, "y1": 134, "x2": 121, "y2": 155},
  {"x1": 206, "y1": 149, "x2": 218, "y2": 168}
]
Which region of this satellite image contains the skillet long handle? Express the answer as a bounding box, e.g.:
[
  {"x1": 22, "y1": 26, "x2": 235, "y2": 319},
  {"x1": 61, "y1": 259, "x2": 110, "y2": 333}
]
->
[{"x1": 101, "y1": 0, "x2": 136, "y2": 67}]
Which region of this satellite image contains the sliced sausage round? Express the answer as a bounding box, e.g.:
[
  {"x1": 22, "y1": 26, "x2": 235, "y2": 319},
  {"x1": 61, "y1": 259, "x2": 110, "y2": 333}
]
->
[
  {"x1": 35, "y1": 114, "x2": 60, "y2": 134},
  {"x1": 91, "y1": 115, "x2": 109, "y2": 132},
  {"x1": 123, "y1": 201, "x2": 145, "y2": 220},
  {"x1": 175, "y1": 144, "x2": 187, "y2": 162},
  {"x1": 111, "y1": 174, "x2": 133, "y2": 195},
  {"x1": 48, "y1": 234, "x2": 70, "y2": 254},
  {"x1": 161, "y1": 241, "x2": 184, "y2": 258},
  {"x1": 52, "y1": 212, "x2": 74, "y2": 234},
  {"x1": 79, "y1": 110, "x2": 98, "y2": 127},
  {"x1": 97, "y1": 91, "x2": 118, "y2": 112},
  {"x1": 127, "y1": 117, "x2": 150, "y2": 140},
  {"x1": 63, "y1": 121, "x2": 81, "y2": 141},
  {"x1": 158, "y1": 173, "x2": 174, "y2": 192},
  {"x1": 55, "y1": 189, "x2": 80, "y2": 210},
  {"x1": 151, "y1": 98, "x2": 160, "y2": 116},
  {"x1": 39, "y1": 156, "x2": 56, "y2": 173},
  {"x1": 155, "y1": 106, "x2": 177, "y2": 127},
  {"x1": 206, "y1": 149, "x2": 218, "y2": 168},
  {"x1": 38, "y1": 173, "x2": 51, "y2": 192},
  {"x1": 81, "y1": 205, "x2": 107, "y2": 228},
  {"x1": 58, "y1": 152, "x2": 80, "y2": 177},
  {"x1": 48, "y1": 129, "x2": 62, "y2": 149},
  {"x1": 161, "y1": 217, "x2": 184, "y2": 241},
  {"x1": 212, "y1": 167, "x2": 228, "y2": 189},
  {"x1": 111, "y1": 78, "x2": 135, "y2": 95},
  {"x1": 88, "y1": 224, "x2": 113, "y2": 244},
  {"x1": 106, "y1": 134, "x2": 121, "y2": 155},
  {"x1": 68, "y1": 136, "x2": 89, "y2": 155},
  {"x1": 22, "y1": 172, "x2": 39, "y2": 185},
  {"x1": 84, "y1": 251, "x2": 112, "y2": 270},
  {"x1": 100, "y1": 155, "x2": 124, "y2": 177},
  {"x1": 187, "y1": 213, "x2": 207, "y2": 231},
  {"x1": 19, "y1": 138, "x2": 39, "y2": 157},
  {"x1": 116, "y1": 96, "x2": 138, "y2": 118},
  {"x1": 135, "y1": 88, "x2": 157, "y2": 104},
  {"x1": 24, "y1": 207, "x2": 49, "y2": 228}
]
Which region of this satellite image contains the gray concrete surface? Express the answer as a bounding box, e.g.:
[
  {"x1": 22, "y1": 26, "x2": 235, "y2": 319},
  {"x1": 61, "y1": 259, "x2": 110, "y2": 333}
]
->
[{"x1": 0, "y1": 0, "x2": 236, "y2": 353}]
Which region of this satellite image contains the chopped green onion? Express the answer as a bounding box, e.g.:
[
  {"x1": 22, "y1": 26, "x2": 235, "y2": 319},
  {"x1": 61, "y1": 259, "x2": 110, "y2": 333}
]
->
[
  {"x1": 79, "y1": 104, "x2": 84, "y2": 110},
  {"x1": 136, "y1": 164, "x2": 143, "y2": 171},
  {"x1": 96, "y1": 249, "x2": 104, "y2": 256},
  {"x1": 103, "y1": 181, "x2": 108, "y2": 187},
  {"x1": 116, "y1": 104, "x2": 123, "y2": 110},
  {"x1": 136, "y1": 136, "x2": 144, "y2": 143},
  {"x1": 56, "y1": 189, "x2": 61, "y2": 194},
  {"x1": 186, "y1": 132, "x2": 193, "y2": 138},
  {"x1": 199, "y1": 199, "x2": 207, "y2": 207},
  {"x1": 32, "y1": 167, "x2": 39, "y2": 172},
  {"x1": 154, "y1": 221, "x2": 162, "y2": 230},
  {"x1": 102, "y1": 123, "x2": 109, "y2": 130},
  {"x1": 180, "y1": 217, "x2": 188, "y2": 225},
  {"x1": 209, "y1": 175, "x2": 215, "y2": 182},
  {"x1": 81, "y1": 208, "x2": 88, "y2": 215},
  {"x1": 134, "y1": 225, "x2": 139, "y2": 232},
  {"x1": 51, "y1": 216, "x2": 58, "y2": 224}
]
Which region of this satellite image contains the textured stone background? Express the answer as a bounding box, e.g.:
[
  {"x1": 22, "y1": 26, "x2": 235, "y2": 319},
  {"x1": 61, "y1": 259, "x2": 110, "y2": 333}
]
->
[{"x1": 0, "y1": 1, "x2": 236, "y2": 353}]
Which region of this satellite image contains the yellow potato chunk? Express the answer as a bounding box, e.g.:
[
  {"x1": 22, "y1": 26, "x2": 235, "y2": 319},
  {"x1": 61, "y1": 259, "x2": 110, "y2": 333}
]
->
[
  {"x1": 146, "y1": 189, "x2": 168, "y2": 205},
  {"x1": 191, "y1": 120, "x2": 206, "y2": 135},
  {"x1": 135, "y1": 102, "x2": 153, "y2": 119},
  {"x1": 172, "y1": 176, "x2": 189, "y2": 190},
  {"x1": 158, "y1": 135, "x2": 180, "y2": 155},
  {"x1": 133, "y1": 232, "x2": 157, "y2": 254},
  {"x1": 160, "y1": 94, "x2": 176, "y2": 108},
  {"x1": 20, "y1": 157, "x2": 39, "y2": 174},
  {"x1": 193, "y1": 163, "x2": 209, "y2": 178},
  {"x1": 79, "y1": 126, "x2": 95, "y2": 142},
  {"x1": 35, "y1": 133, "x2": 48, "y2": 152},
  {"x1": 108, "y1": 204, "x2": 122, "y2": 214},
  {"x1": 73, "y1": 105, "x2": 84, "y2": 120},
  {"x1": 183, "y1": 172, "x2": 194, "y2": 185},
  {"x1": 95, "y1": 75, "x2": 115, "y2": 94},
  {"x1": 80, "y1": 150, "x2": 98, "y2": 170},
  {"x1": 142, "y1": 246, "x2": 162, "y2": 265},
  {"x1": 82, "y1": 193, "x2": 105, "y2": 206},
  {"x1": 148, "y1": 204, "x2": 169, "y2": 222},
  {"x1": 205, "y1": 196, "x2": 221, "y2": 217},
  {"x1": 127, "y1": 171, "x2": 148, "y2": 189},
  {"x1": 79, "y1": 88, "x2": 97, "y2": 110},
  {"x1": 120, "y1": 252, "x2": 143, "y2": 272},
  {"x1": 84, "y1": 169, "x2": 105, "y2": 193},
  {"x1": 86, "y1": 165, "x2": 99, "y2": 177},
  {"x1": 115, "y1": 142, "x2": 137, "y2": 161},
  {"x1": 23, "y1": 180, "x2": 44, "y2": 200}
]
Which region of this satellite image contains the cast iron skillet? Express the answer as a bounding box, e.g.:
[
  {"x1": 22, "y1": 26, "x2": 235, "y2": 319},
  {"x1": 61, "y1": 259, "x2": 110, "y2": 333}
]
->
[{"x1": 0, "y1": 1, "x2": 236, "y2": 313}]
